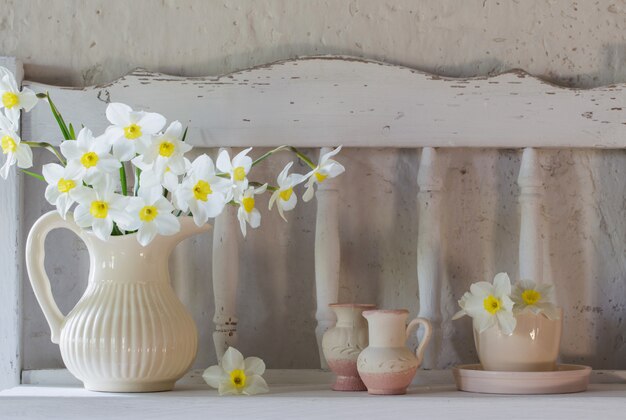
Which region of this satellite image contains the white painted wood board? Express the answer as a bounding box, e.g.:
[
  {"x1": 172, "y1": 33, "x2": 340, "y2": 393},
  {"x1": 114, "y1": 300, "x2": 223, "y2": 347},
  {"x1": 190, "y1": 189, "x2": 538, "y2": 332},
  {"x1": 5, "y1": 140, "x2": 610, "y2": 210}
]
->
[
  {"x1": 21, "y1": 56, "x2": 626, "y2": 149},
  {"x1": 0, "y1": 57, "x2": 23, "y2": 391}
]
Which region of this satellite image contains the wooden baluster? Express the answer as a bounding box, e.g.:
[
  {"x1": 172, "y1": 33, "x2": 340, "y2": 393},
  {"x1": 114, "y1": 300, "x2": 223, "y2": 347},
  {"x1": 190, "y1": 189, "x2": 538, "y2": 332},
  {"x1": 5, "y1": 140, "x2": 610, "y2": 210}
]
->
[
  {"x1": 212, "y1": 166, "x2": 240, "y2": 362},
  {"x1": 416, "y1": 147, "x2": 443, "y2": 369},
  {"x1": 518, "y1": 147, "x2": 544, "y2": 283},
  {"x1": 314, "y1": 147, "x2": 341, "y2": 370}
]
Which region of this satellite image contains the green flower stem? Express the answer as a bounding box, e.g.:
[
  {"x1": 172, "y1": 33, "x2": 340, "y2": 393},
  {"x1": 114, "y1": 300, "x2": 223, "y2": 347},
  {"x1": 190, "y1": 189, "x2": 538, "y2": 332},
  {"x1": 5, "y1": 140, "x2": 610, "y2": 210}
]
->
[
  {"x1": 249, "y1": 181, "x2": 277, "y2": 192},
  {"x1": 23, "y1": 141, "x2": 66, "y2": 165},
  {"x1": 20, "y1": 169, "x2": 45, "y2": 181},
  {"x1": 119, "y1": 164, "x2": 128, "y2": 196},
  {"x1": 251, "y1": 145, "x2": 289, "y2": 167},
  {"x1": 289, "y1": 146, "x2": 316, "y2": 169},
  {"x1": 250, "y1": 145, "x2": 317, "y2": 170}
]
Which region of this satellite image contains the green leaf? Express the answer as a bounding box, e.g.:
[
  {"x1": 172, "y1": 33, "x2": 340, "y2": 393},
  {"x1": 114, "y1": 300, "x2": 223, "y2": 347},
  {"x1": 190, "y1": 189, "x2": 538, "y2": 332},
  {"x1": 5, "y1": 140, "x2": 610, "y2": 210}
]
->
[
  {"x1": 21, "y1": 169, "x2": 45, "y2": 181},
  {"x1": 46, "y1": 93, "x2": 72, "y2": 141},
  {"x1": 181, "y1": 126, "x2": 188, "y2": 142},
  {"x1": 68, "y1": 123, "x2": 76, "y2": 140}
]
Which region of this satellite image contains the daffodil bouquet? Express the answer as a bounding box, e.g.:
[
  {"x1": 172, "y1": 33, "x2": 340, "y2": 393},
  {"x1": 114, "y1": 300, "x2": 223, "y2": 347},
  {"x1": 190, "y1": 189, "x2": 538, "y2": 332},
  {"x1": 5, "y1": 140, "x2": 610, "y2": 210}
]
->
[
  {"x1": 0, "y1": 67, "x2": 345, "y2": 245},
  {"x1": 452, "y1": 273, "x2": 560, "y2": 335}
]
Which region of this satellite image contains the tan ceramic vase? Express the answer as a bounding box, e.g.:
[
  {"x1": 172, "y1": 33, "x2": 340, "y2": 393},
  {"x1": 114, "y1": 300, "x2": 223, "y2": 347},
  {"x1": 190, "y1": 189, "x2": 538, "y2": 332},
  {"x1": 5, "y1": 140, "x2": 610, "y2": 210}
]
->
[
  {"x1": 474, "y1": 309, "x2": 563, "y2": 372},
  {"x1": 26, "y1": 211, "x2": 209, "y2": 392},
  {"x1": 357, "y1": 310, "x2": 432, "y2": 395},
  {"x1": 322, "y1": 303, "x2": 375, "y2": 391}
]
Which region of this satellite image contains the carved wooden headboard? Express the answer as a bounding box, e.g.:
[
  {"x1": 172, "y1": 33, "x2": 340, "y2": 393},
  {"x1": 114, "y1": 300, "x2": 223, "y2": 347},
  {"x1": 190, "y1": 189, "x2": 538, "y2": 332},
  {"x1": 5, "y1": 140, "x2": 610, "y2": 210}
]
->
[{"x1": 2, "y1": 55, "x2": 625, "y2": 389}]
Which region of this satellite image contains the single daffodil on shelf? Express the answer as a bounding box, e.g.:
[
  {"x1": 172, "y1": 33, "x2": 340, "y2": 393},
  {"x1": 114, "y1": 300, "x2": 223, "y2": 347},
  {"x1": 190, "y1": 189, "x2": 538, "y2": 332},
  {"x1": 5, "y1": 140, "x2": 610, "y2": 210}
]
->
[
  {"x1": 268, "y1": 161, "x2": 306, "y2": 221},
  {"x1": 0, "y1": 112, "x2": 32, "y2": 179},
  {"x1": 202, "y1": 347, "x2": 269, "y2": 396},
  {"x1": 0, "y1": 66, "x2": 38, "y2": 123},
  {"x1": 511, "y1": 280, "x2": 560, "y2": 320},
  {"x1": 237, "y1": 184, "x2": 268, "y2": 237},
  {"x1": 452, "y1": 272, "x2": 517, "y2": 335},
  {"x1": 61, "y1": 127, "x2": 120, "y2": 184},
  {"x1": 104, "y1": 102, "x2": 166, "y2": 161},
  {"x1": 302, "y1": 146, "x2": 345, "y2": 202}
]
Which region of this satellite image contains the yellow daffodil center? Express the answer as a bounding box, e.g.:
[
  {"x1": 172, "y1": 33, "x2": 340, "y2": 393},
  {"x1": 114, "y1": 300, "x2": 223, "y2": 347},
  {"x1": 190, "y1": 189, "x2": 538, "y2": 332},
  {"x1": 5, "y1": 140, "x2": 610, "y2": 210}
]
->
[
  {"x1": 230, "y1": 369, "x2": 246, "y2": 389},
  {"x1": 89, "y1": 201, "x2": 108, "y2": 219},
  {"x1": 242, "y1": 197, "x2": 255, "y2": 213},
  {"x1": 483, "y1": 295, "x2": 502, "y2": 315},
  {"x1": 1, "y1": 135, "x2": 16, "y2": 154},
  {"x1": 315, "y1": 172, "x2": 328, "y2": 183},
  {"x1": 2, "y1": 92, "x2": 19, "y2": 109},
  {"x1": 57, "y1": 178, "x2": 76, "y2": 193},
  {"x1": 159, "y1": 141, "x2": 175, "y2": 157},
  {"x1": 80, "y1": 151, "x2": 99, "y2": 168},
  {"x1": 139, "y1": 205, "x2": 158, "y2": 222},
  {"x1": 522, "y1": 289, "x2": 541, "y2": 306},
  {"x1": 233, "y1": 166, "x2": 246, "y2": 182},
  {"x1": 279, "y1": 187, "x2": 293, "y2": 202},
  {"x1": 193, "y1": 180, "x2": 212, "y2": 201},
  {"x1": 124, "y1": 123, "x2": 142, "y2": 139}
]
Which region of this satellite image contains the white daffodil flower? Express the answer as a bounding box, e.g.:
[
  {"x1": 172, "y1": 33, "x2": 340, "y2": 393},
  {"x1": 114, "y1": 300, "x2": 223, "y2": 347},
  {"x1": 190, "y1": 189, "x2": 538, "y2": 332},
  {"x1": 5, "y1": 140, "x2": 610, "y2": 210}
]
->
[
  {"x1": 452, "y1": 272, "x2": 517, "y2": 335},
  {"x1": 216, "y1": 147, "x2": 253, "y2": 192},
  {"x1": 124, "y1": 188, "x2": 180, "y2": 246},
  {"x1": 61, "y1": 127, "x2": 120, "y2": 185},
  {"x1": 72, "y1": 177, "x2": 132, "y2": 241},
  {"x1": 173, "y1": 154, "x2": 231, "y2": 226},
  {"x1": 42, "y1": 163, "x2": 83, "y2": 218},
  {"x1": 133, "y1": 155, "x2": 190, "y2": 193},
  {"x1": 104, "y1": 102, "x2": 166, "y2": 161},
  {"x1": 268, "y1": 161, "x2": 306, "y2": 222},
  {"x1": 135, "y1": 120, "x2": 191, "y2": 175},
  {"x1": 0, "y1": 112, "x2": 32, "y2": 179},
  {"x1": 202, "y1": 347, "x2": 269, "y2": 396},
  {"x1": 0, "y1": 66, "x2": 38, "y2": 122},
  {"x1": 236, "y1": 184, "x2": 267, "y2": 237},
  {"x1": 511, "y1": 280, "x2": 560, "y2": 320},
  {"x1": 302, "y1": 146, "x2": 345, "y2": 202}
]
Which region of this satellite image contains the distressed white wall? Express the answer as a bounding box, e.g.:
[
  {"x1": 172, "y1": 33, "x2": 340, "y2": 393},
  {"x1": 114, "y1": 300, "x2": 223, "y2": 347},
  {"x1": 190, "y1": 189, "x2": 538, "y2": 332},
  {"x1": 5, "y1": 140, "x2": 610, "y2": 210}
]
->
[{"x1": 2, "y1": 0, "x2": 626, "y2": 369}]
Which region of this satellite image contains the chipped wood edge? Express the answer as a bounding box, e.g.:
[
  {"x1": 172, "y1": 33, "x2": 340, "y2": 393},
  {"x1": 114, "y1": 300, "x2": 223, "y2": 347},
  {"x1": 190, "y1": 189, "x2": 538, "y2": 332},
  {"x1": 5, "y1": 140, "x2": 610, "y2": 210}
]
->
[{"x1": 22, "y1": 55, "x2": 626, "y2": 149}]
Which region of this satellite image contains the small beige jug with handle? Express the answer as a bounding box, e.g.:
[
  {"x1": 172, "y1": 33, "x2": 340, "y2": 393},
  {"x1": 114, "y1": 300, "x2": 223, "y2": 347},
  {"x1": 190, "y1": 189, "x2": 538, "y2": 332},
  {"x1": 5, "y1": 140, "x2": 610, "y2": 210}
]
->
[{"x1": 357, "y1": 309, "x2": 432, "y2": 395}]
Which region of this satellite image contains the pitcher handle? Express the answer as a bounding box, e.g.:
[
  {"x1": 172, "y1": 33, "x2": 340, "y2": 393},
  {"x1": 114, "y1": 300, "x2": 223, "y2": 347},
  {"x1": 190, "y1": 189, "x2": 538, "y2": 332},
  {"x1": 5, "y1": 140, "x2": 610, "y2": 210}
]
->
[
  {"x1": 25, "y1": 211, "x2": 85, "y2": 344},
  {"x1": 406, "y1": 317, "x2": 433, "y2": 366}
]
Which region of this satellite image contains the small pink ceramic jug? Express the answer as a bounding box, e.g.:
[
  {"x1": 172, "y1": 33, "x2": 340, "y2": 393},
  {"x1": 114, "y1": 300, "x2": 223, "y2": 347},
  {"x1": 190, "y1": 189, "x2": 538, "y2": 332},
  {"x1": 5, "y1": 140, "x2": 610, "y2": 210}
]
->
[
  {"x1": 357, "y1": 309, "x2": 432, "y2": 395},
  {"x1": 322, "y1": 303, "x2": 375, "y2": 391}
]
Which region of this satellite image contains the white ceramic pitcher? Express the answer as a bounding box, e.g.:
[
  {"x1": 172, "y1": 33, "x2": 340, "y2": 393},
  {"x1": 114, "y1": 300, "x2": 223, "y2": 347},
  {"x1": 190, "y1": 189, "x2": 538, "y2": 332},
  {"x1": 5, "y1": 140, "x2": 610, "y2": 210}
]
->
[
  {"x1": 26, "y1": 211, "x2": 210, "y2": 392},
  {"x1": 357, "y1": 309, "x2": 432, "y2": 395}
]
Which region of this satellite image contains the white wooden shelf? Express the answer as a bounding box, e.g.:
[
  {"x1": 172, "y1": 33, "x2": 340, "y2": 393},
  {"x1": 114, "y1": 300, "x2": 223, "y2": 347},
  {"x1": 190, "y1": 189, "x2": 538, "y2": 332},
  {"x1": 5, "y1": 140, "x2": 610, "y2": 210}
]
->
[{"x1": 2, "y1": 370, "x2": 626, "y2": 420}]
